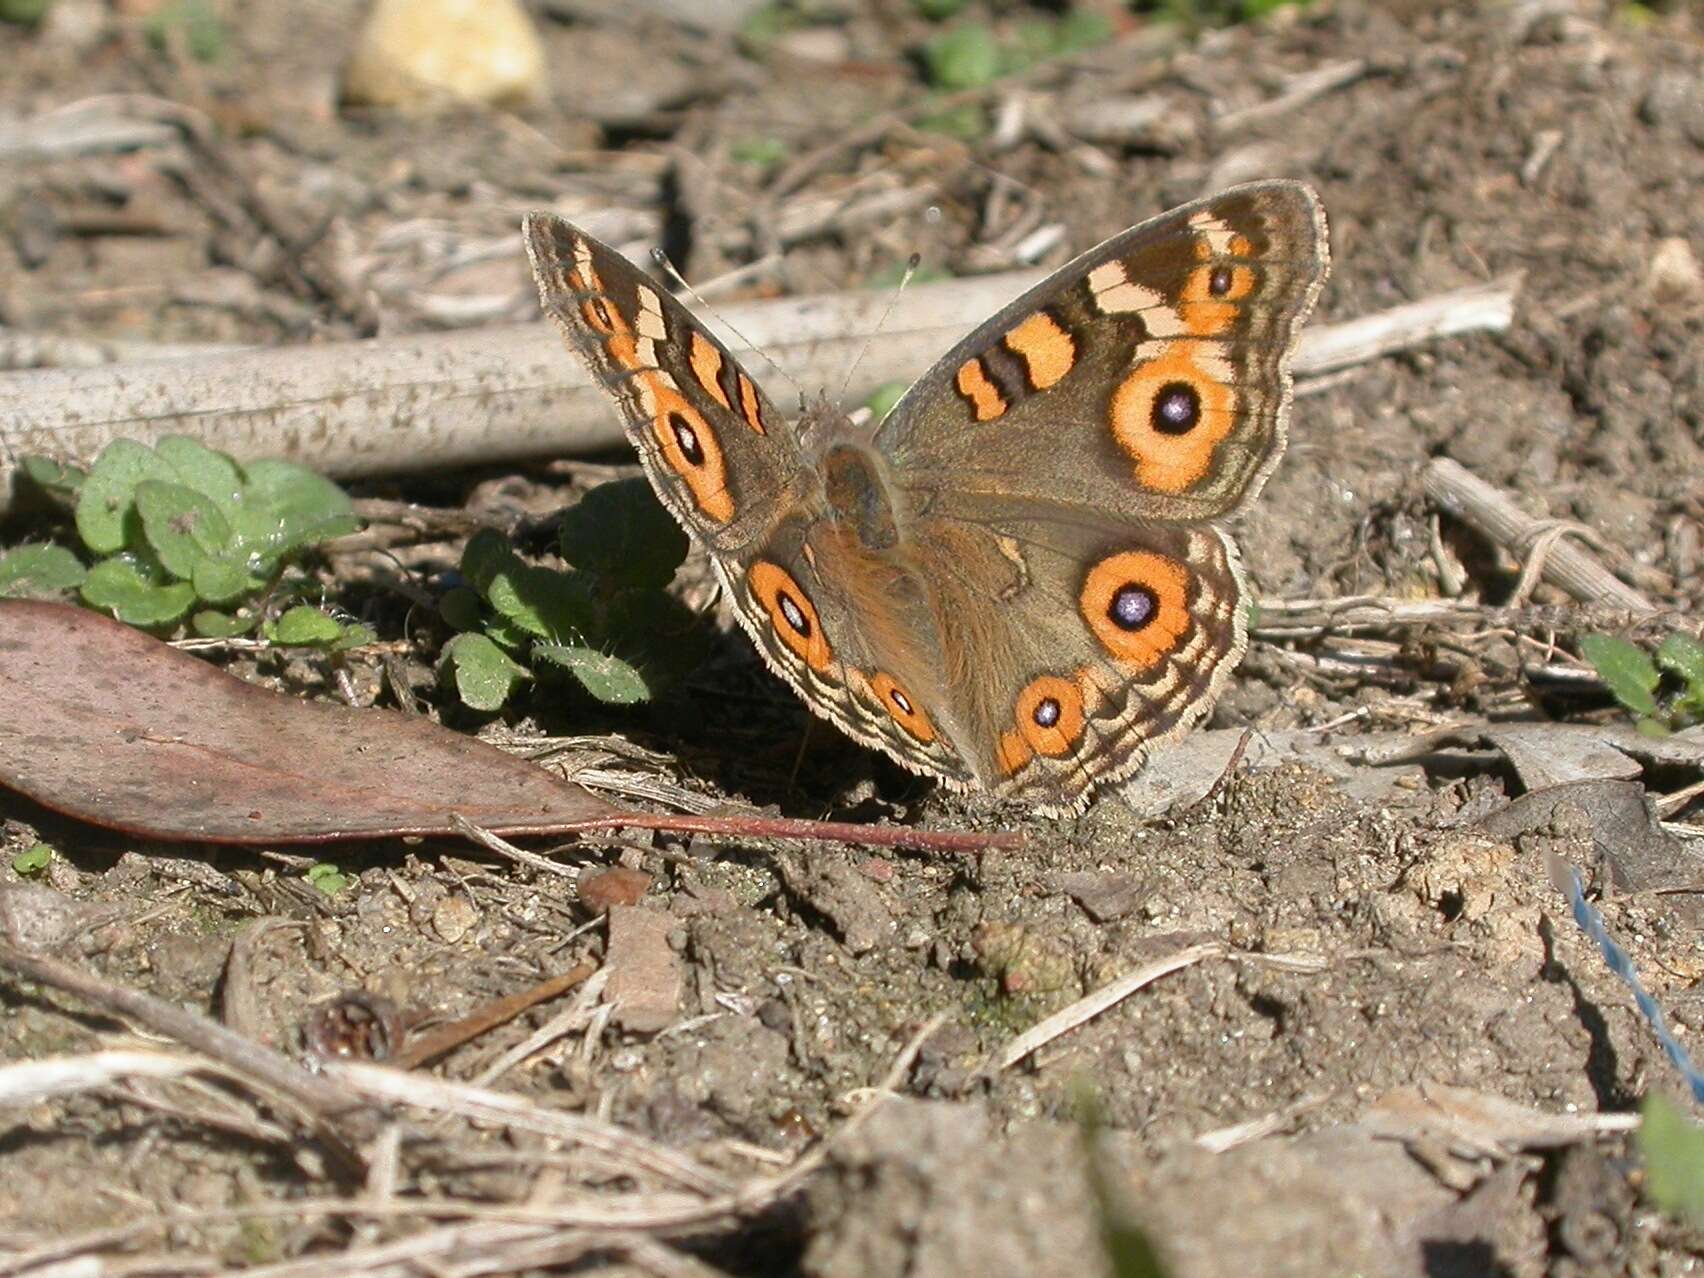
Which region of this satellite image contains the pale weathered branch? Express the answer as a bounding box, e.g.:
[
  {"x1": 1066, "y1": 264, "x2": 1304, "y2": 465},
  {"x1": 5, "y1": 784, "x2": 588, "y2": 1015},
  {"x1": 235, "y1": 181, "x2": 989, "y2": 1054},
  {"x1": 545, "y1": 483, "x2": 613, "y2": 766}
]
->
[{"x1": 0, "y1": 275, "x2": 1517, "y2": 516}]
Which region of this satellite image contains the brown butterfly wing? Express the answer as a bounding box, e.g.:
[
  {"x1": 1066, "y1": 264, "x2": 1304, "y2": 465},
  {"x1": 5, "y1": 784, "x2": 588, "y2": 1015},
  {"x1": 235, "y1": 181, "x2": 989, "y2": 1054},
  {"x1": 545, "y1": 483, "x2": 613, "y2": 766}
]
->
[
  {"x1": 522, "y1": 214, "x2": 805, "y2": 556},
  {"x1": 524, "y1": 213, "x2": 976, "y2": 787},
  {"x1": 875, "y1": 180, "x2": 1329, "y2": 523}
]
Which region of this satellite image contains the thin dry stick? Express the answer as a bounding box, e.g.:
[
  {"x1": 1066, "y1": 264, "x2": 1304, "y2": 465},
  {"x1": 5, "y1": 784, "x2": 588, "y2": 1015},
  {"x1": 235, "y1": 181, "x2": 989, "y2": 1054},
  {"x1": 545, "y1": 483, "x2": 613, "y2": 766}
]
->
[
  {"x1": 1423, "y1": 457, "x2": 1654, "y2": 612},
  {"x1": 321, "y1": 1060, "x2": 733, "y2": 1197},
  {"x1": 387, "y1": 962, "x2": 596, "y2": 1070},
  {"x1": 995, "y1": 942, "x2": 1225, "y2": 1071},
  {"x1": 0, "y1": 278, "x2": 1516, "y2": 518},
  {"x1": 0, "y1": 944, "x2": 354, "y2": 1119}
]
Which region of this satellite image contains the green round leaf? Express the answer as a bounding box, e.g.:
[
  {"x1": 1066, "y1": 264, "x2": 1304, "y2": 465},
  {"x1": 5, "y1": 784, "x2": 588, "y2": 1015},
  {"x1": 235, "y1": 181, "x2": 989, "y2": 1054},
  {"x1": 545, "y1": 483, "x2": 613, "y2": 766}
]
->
[
  {"x1": 442, "y1": 632, "x2": 530, "y2": 711},
  {"x1": 558, "y1": 479, "x2": 690, "y2": 589},
  {"x1": 75, "y1": 439, "x2": 173, "y2": 556},
  {"x1": 488, "y1": 564, "x2": 597, "y2": 642},
  {"x1": 231, "y1": 459, "x2": 358, "y2": 559},
  {"x1": 460, "y1": 527, "x2": 519, "y2": 596},
  {"x1": 191, "y1": 555, "x2": 263, "y2": 605},
  {"x1": 439, "y1": 584, "x2": 486, "y2": 632},
  {"x1": 265, "y1": 605, "x2": 344, "y2": 647},
  {"x1": 0, "y1": 544, "x2": 86, "y2": 598},
  {"x1": 136, "y1": 480, "x2": 234, "y2": 578},
  {"x1": 156, "y1": 436, "x2": 244, "y2": 516},
  {"x1": 1580, "y1": 633, "x2": 1661, "y2": 719},
  {"x1": 924, "y1": 24, "x2": 1000, "y2": 89},
  {"x1": 21, "y1": 454, "x2": 85, "y2": 499},
  {"x1": 81, "y1": 558, "x2": 196, "y2": 626},
  {"x1": 11, "y1": 843, "x2": 53, "y2": 875},
  {"x1": 1656, "y1": 632, "x2": 1704, "y2": 689},
  {"x1": 534, "y1": 644, "x2": 651, "y2": 705},
  {"x1": 191, "y1": 608, "x2": 258, "y2": 638}
]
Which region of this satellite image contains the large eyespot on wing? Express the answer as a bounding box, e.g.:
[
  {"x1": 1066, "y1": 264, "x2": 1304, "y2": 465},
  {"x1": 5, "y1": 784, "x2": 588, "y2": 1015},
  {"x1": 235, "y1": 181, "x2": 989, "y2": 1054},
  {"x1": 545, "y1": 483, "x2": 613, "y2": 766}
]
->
[
  {"x1": 746, "y1": 559, "x2": 834, "y2": 673},
  {"x1": 873, "y1": 180, "x2": 1329, "y2": 525}
]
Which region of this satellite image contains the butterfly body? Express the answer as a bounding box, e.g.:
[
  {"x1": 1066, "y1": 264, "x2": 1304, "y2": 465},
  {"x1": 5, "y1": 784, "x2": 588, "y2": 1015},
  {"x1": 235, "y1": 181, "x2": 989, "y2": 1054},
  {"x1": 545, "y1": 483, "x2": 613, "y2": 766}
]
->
[{"x1": 525, "y1": 181, "x2": 1329, "y2": 813}]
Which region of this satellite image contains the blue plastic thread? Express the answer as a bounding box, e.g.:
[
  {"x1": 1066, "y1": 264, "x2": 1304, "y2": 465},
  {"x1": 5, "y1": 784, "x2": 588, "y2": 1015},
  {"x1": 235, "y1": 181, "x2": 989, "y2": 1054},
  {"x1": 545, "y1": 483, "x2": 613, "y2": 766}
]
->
[{"x1": 1546, "y1": 852, "x2": 1704, "y2": 1106}]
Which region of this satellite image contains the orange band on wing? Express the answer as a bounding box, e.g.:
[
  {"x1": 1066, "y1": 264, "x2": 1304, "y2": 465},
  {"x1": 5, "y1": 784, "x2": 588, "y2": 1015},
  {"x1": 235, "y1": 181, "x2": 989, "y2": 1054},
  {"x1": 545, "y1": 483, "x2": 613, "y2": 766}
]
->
[
  {"x1": 1002, "y1": 311, "x2": 1075, "y2": 390},
  {"x1": 871, "y1": 671, "x2": 936, "y2": 743},
  {"x1": 955, "y1": 359, "x2": 1007, "y2": 422},
  {"x1": 737, "y1": 372, "x2": 768, "y2": 435},
  {"x1": 748, "y1": 561, "x2": 832, "y2": 672},
  {"x1": 689, "y1": 331, "x2": 731, "y2": 409}
]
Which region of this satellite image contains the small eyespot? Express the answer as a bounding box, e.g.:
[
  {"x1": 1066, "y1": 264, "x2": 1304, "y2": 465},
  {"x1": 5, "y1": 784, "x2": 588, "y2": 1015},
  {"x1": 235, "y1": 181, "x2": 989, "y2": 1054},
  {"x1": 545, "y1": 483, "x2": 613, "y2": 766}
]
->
[
  {"x1": 778, "y1": 591, "x2": 809, "y2": 636},
  {"x1": 669, "y1": 413, "x2": 705, "y2": 466},
  {"x1": 1152, "y1": 382, "x2": 1200, "y2": 435},
  {"x1": 1108, "y1": 584, "x2": 1157, "y2": 631}
]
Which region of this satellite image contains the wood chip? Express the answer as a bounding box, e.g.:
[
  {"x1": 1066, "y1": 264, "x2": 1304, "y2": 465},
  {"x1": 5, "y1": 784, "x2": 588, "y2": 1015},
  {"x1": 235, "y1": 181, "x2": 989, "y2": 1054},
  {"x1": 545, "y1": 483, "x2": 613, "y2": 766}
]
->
[{"x1": 604, "y1": 905, "x2": 680, "y2": 1034}]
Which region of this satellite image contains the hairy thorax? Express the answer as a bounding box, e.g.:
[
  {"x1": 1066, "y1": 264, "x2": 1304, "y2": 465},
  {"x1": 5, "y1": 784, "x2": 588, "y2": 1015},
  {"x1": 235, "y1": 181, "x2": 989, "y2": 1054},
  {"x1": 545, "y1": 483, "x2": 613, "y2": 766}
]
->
[{"x1": 819, "y1": 440, "x2": 901, "y2": 553}]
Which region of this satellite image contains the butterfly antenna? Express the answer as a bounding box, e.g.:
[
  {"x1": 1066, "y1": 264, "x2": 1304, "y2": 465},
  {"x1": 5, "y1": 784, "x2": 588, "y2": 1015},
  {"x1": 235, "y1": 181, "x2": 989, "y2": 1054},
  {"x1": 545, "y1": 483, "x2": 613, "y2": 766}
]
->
[
  {"x1": 839, "y1": 252, "x2": 922, "y2": 406},
  {"x1": 649, "y1": 247, "x2": 806, "y2": 405}
]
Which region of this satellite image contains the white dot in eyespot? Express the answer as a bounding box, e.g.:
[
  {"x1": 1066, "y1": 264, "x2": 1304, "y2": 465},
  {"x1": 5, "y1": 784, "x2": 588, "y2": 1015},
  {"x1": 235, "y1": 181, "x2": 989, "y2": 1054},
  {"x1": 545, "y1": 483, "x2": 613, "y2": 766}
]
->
[
  {"x1": 779, "y1": 593, "x2": 809, "y2": 634},
  {"x1": 924, "y1": 205, "x2": 943, "y2": 225}
]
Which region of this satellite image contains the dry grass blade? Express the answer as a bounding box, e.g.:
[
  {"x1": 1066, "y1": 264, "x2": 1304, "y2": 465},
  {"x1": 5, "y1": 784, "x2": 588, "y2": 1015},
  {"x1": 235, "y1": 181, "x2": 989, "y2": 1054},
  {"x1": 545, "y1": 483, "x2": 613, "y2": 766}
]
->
[
  {"x1": 995, "y1": 942, "x2": 1225, "y2": 1071},
  {"x1": 320, "y1": 1062, "x2": 734, "y2": 1197}
]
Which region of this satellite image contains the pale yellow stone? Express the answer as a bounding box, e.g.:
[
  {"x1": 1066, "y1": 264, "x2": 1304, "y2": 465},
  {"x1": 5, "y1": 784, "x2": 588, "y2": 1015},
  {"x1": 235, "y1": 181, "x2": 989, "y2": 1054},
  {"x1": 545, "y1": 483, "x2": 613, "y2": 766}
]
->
[{"x1": 342, "y1": 0, "x2": 546, "y2": 111}]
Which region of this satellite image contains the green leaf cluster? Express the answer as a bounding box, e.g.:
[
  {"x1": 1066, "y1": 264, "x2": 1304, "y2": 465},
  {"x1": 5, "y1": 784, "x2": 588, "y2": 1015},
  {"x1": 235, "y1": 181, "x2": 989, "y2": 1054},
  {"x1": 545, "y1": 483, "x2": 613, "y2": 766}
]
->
[
  {"x1": 144, "y1": 0, "x2": 226, "y2": 61},
  {"x1": 1133, "y1": 0, "x2": 1313, "y2": 28},
  {"x1": 0, "y1": 437, "x2": 364, "y2": 647},
  {"x1": 921, "y1": 8, "x2": 1114, "y2": 91},
  {"x1": 439, "y1": 479, "x2": 707, "y2": 712},
  {"x1": 305, "y1": 862, "x2": 352, "y2": 896},
  {"x1": 1580, "y1": 630, "x2": 1704, "y2": 735}
]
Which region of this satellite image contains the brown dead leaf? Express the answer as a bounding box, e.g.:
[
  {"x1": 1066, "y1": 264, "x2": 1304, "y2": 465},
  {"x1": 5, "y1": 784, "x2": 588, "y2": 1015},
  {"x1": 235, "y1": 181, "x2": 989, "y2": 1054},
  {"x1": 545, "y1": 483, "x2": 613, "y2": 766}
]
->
[{"x1": 0, "y1": 598, "x2": 616, "y2": 842}]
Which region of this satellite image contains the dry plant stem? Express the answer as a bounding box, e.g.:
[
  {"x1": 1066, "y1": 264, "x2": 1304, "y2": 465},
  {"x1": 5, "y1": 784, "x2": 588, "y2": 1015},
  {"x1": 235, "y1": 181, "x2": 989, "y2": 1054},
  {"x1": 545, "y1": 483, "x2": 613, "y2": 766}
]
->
[
  {"x1": 321, "y1": 1061, "x2": 733, "y2": 1196},
  {"x1": 0, "y1": 279, "x2": 1516, "y2": 517},
  {"x1": 387, "y1": 962, "x2": 596, "y2": 1070},
  {"x1": 1295, "y1": 277, "x2": 1515, "y2": 375},
  {"x1": 0, "y1": 1049, "x2": 203, "y2": 1106},
  {"x1": 0, "y1": 942, "x2": 366, "y2": 1168},
  {"x1": 1423, "y1": 458, "x2": 1655, "y2": 612},
  {"x1": 995, "y1": 942, "x2": 1225, "y2": 1070}
]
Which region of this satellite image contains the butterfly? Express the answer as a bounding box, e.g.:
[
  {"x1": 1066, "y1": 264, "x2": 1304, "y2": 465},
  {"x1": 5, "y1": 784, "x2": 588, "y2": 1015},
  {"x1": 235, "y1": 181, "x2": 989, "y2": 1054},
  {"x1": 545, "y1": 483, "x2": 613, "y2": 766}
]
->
[{"x1": 523, "y1": 181, "x2": 1329, "y2": 813}]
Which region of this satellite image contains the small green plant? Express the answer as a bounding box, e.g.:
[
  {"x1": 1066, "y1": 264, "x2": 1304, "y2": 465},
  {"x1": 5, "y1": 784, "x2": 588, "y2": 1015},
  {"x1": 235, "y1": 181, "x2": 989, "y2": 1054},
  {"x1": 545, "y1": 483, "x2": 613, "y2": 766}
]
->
[
  {"x1": 0, "y1": 436, "x2": 365, "y2": 644},
  {"x1": 11, "y1": 844, "x2": 54, "y2": 877},
  {"x1": 0, "y1": 0, "x2": 51, "y2": 26},
  {"x1": 439, "y1": 479, "x2": 707, "y2": 713},
  {"x1": 730, "y1": 135, "x2": 790, "y2": 172},
  {"x1": 1134, "y1": 0, "x2": 1312, "y2": 28},
  {"x1": 863, "y1": 381, "x2": 909, "y2": 423},
  {"x1": 143, "y1": 0, "x2": 226, "y2": 61},
  {"x1": 924, "y1": 22, "x2": 1002, "y2": 89},
  {"x1": 1638, "y1": 1093, "x2": 1704, "y2": 1227},
  {"x1": 305, "y1": 862, "x2": 352, "y2": 896},
  {"x1": 921, "y1": 9, "x2": 1116, "y2": 90},
  {"x1": 1580, "y1": 631, "x2": 1704, "y2": 735}
]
